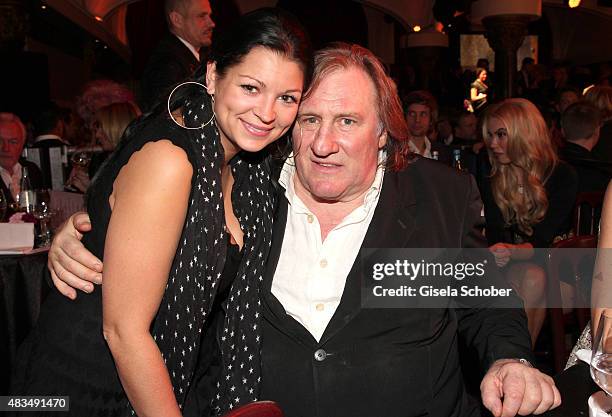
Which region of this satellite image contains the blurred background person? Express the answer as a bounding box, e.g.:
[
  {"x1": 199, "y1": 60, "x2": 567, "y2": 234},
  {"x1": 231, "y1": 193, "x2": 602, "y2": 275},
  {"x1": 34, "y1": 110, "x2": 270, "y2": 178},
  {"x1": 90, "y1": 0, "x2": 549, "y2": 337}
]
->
[
  {"x1": 0, "y1": 113, "x2": 42, "y2": 216},
  {"x1": 470, "y1": 67, "x2": 488, "y2": 115},
  {"x1": 66, "y1": 101, "x2": 141, "y2": 193},
  {"x1": 138, "y1": 0, "x2": 215, "y2": 112},
  {"x1": 29, "y1": 103, "x2": 70, "y2": 190},
  {"x1": 480, "y1": 98, "x2": 578, "y2": 346},
  {"x1": 585, "y1": 86, "x2": 612, "y2": 163},
  {"x1": 560, "y1": 101, "x2": 610, "y2": 194},
  {"x1": 404, "y1": 90, "x2": 450, "y2": 163}
]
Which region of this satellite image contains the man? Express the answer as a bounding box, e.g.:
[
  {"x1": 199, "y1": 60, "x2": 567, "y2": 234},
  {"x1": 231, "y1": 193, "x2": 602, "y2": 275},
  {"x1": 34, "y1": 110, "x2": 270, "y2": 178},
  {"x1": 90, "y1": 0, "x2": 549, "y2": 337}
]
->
[
  {"x1": 560, "y1": 101, "x2": 610, "y2": 194},
  {"x1": 48, "y1": 44, "x2": 560, "y2": 417},
  {"x1": 404, "y1": 90, "x2": 450, "y2": 163},
  {"x1": 29, "y1": 104, "x2": 70, "y2": 190},
  {"x1": 138, "y1": 0, "x2": 215, "y2": 111},
  {"x1": 0, "y1": 113, "x2": 42, "y2": 212}
]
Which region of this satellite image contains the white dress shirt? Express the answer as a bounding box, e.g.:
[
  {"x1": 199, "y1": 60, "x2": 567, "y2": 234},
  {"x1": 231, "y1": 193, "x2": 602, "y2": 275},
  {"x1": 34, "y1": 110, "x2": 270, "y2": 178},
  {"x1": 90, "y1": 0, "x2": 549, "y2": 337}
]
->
[
  {"x1": 408, "y1": 136, "x2": 432, "y2": 159},
  {"x1": 175, "y1": 35, "x2": 200, "y2": 62},
  {"x1": 0, "y1": 162, "x2": 22, "y2": 198},
  {"x1": 271, "y1": 154, "x2": 385, "y2": 341}
]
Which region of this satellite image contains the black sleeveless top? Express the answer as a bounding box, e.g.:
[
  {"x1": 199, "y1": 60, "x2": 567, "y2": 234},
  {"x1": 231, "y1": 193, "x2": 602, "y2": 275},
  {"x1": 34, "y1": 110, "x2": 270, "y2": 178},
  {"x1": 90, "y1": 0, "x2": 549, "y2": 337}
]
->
[{"x1": 12, "y1": 105, "x2": 274, "y2": 416}]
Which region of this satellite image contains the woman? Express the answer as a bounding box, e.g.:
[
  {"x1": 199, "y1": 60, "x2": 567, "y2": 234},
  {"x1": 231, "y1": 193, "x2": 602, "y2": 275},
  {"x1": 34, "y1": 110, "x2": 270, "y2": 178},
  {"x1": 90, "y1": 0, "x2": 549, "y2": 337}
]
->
[
  {"x1": 12, "y1": 8, "x2": 311, "y2": 417},
  {"x1": 566, "y1": 180, "x2": 612, "y2": 368},
  {"x1": 66, "y1": 101, "x2": 141, "y2": 193},
  {"x1": 481, "y1": 98, "x2": 578, "y2": 347},
  {"x1": 470, "y1": 67, "x2": 488, "y2": 114}
]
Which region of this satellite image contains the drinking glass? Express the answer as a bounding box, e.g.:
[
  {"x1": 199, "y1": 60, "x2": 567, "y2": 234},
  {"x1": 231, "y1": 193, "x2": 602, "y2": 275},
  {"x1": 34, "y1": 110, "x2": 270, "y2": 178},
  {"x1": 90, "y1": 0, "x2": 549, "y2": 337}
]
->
[
  {"x1": 31, "y1": 189, "x2": 55, "y2": 247},
  {"x1": 591, "y1": 311, "x2": 612, "y2": 396}
]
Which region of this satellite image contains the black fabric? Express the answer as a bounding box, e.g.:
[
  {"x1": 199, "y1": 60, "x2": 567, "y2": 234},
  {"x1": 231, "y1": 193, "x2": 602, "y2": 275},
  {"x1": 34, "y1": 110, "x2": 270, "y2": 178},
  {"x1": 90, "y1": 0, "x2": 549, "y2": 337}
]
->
[
  {"x1": 12, "y1": 93, "x2": 275, "y2": 416},
  {"x1": 540, "y1": 362, "x2": 599, "y2": 417},
  {"x1": 481, "y1": 161, "x2": 578, "y2": 248},
  {"x1": 260, "y1": 157, "x2": 533, "y2": 417},
  {"x1": 138, "y1": 34, "x2": 199, "y2": 112},
  {"x1": 591, "y1": 119, "x2": 612, "y2": 163},
  {"x1": 1, "y1": 253, "x2": 50, "y2": 395},
  {"x1": 183, "y1": 242, "x2": 242, "y2": 417},
  {"x1": 561, "y1": 142, "x2": 612, "y2": 194}
]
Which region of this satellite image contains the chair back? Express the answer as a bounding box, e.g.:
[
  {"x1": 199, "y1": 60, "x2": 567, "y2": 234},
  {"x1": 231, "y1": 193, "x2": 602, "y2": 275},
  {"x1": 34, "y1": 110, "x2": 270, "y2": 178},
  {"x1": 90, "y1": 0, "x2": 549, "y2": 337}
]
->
[{"x1": 573, "y1": 191, "x2": 605, "y2": 236}]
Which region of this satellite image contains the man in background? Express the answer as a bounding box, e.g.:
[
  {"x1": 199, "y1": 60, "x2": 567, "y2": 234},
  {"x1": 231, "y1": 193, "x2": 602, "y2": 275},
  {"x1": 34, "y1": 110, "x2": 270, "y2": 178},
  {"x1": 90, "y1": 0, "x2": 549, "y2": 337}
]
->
[
  {"x1": 29, "y1": 104, "x2": 70, "y2": 190},
  {"x1": 0, "y1": 113, "x2": 42, "y2": 213},
  {"x1": 138, "y1": 0, "x2": 215, "y2": 111},
  {"x1": 404, "y1": 90, "x2": 450, "y2": 163},
  {"x1": 560, "y1": 101, "x2": 610, "y2": 193}
]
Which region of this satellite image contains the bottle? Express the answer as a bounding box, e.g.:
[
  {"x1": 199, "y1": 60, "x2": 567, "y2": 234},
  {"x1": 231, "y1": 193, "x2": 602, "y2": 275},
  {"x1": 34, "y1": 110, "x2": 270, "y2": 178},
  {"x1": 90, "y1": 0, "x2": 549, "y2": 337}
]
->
[
  {"x1": 432, "y1": 150, "x2": 439, "y2": 161},
  {"x1": 17, "y1": 166, "x2": 36, "y2": 213},
  {"x1": 452, "y1": 149, "x2": 467, "y2": 173}
]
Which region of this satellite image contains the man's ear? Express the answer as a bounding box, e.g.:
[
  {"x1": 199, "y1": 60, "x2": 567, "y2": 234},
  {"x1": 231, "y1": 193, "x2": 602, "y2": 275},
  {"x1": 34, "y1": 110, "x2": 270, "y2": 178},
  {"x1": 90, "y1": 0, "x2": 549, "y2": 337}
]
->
[
  {"x1": 205, "y1": 61, "x2": 217, "y2": 95},
  {"x1": 378, "y1": 130, "x2": 388, "y2": 149},
  {"x1": 169, "y1": 10, "x2": 183, "y2": 30}
]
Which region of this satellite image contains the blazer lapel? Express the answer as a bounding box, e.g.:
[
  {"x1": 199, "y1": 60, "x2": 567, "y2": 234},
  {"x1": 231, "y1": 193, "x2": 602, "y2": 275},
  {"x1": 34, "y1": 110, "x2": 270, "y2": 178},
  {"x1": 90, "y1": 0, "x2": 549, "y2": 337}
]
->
[{"x1": 319, "y1": 168, "x2": 419, "y2": 344}]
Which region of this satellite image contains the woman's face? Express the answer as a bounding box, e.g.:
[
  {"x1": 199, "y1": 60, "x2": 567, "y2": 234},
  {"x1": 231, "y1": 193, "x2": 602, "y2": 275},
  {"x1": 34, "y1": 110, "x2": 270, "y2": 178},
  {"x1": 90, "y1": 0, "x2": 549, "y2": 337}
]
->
[
  {"x1": 479, "y1": 70, "x2": 487, "y2": 82},
  {"x1": 485, "y1": 117, "x2": 511, "y2": 164},
  {"x1": 93, "y1": 120, "x2": 114, "y2": 151},
  {"x1": 206, "y1": 46, "x2": 304, "y2": 157}
]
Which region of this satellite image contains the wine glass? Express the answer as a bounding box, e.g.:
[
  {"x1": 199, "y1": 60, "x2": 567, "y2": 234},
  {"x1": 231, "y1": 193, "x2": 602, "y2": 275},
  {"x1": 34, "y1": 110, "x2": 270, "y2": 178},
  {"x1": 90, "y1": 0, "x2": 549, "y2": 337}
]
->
[
  {"x1": 71, "y1": 151, "x2": 92, "y2": 169},
  {"x1": 31, "y1": 189, "x2": 55, "y2": 247},
  {"x1": 591, "y1": 311, "x2": 612, "y2": 396}
]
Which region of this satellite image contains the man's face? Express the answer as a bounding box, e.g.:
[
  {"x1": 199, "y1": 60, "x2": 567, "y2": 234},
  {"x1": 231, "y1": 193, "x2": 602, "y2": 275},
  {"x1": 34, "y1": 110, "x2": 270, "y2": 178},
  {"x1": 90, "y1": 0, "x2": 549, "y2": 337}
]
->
[
  {"x1": 456, "y1": 114, "x2": 477, "y2": 140},
  {"x1": 406, "y1": 103, "x2": 431, "y2": 138},
  {"x1": 0, "y1": 122, "x2": 25, "y2": 171},
  {"x1": 292, "y1": 67, "x2": 387, "y2": 203},
  {"x1": 173, "y1": 0, "x2": 215, "y2": 49}
]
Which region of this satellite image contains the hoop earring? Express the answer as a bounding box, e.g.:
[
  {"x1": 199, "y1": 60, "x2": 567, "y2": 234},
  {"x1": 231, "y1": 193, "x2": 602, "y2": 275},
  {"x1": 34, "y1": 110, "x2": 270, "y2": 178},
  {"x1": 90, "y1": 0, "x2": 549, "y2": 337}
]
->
[{"x1": 167, "y1": 81, "x2": 215, "y2": 130}]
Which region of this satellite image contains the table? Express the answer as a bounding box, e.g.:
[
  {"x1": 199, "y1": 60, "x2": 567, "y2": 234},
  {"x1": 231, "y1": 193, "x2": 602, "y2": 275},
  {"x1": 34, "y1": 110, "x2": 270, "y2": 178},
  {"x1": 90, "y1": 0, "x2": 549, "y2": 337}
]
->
[{"x1": 0, "y1": 251, "x2": 51, "y2": 394}]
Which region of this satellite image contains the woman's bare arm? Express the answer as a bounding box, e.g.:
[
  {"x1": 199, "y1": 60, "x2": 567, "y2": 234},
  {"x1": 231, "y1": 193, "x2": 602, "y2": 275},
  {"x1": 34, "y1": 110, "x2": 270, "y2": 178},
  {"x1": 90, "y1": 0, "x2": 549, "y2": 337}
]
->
[{"x1": 102, "y1": 140, "x2": 192, "y2": 417}]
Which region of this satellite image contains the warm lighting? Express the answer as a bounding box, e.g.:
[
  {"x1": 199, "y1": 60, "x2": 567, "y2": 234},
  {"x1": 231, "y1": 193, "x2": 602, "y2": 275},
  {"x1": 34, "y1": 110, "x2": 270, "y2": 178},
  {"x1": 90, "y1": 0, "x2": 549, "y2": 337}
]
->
[
  {"x1": 413, "y1": 25, "x2": 421, "y2": 32},
  {"x1": 568, "y1": 0, "x2": 581, "y2": 7},
  {"x1": 41, "y1": 4, "x2": 47, "y2": 9},
  {"x1": 94, "y1": 15, "x2": 103, "y2": 22}
]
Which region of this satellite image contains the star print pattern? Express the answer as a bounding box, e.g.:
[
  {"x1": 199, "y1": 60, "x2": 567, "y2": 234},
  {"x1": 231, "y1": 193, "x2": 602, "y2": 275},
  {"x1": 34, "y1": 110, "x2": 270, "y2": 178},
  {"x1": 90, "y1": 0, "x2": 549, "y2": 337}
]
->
[{"x1": 146, "y1": 92, "x2": 275, "y2": 416}]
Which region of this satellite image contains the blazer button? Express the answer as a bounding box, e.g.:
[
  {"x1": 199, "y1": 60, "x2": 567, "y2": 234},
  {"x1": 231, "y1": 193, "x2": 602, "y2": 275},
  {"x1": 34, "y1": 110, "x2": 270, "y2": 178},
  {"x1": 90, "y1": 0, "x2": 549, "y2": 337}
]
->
[{"x1": 314, "y1": 349, "x2": 327, "y2": 362}]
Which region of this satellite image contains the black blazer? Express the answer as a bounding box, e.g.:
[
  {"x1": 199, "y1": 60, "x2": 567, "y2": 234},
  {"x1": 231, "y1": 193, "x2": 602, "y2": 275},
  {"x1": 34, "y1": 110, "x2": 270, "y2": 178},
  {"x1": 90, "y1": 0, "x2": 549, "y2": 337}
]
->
[
  {"x1": 138, "y1": 33, "x2": 199, "y2": 112},
  {"x1": 260, "y1": 157, "x2": 533, "y2": 417}
]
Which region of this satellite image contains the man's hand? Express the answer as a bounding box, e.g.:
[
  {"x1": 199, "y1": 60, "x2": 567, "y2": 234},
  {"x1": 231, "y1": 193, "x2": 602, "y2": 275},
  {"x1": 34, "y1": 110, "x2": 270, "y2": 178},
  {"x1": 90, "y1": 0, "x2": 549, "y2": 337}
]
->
[
  {"x1": 481, "y1": 359, "x2": 561, "y2": 417},
  {"x1": 48, "y1": 212, "x2": 103, "y2": 299}
]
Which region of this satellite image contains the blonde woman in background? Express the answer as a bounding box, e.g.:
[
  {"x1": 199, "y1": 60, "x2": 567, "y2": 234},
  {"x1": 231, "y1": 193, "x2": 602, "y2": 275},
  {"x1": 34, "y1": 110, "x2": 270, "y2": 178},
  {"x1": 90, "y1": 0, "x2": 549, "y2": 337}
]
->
[
  {"x1": 66, "y1": 101, "x2": 141, "y2": 192},
  {"x1": 480, "y1": 98, "x2": 579, "y2": 346}
]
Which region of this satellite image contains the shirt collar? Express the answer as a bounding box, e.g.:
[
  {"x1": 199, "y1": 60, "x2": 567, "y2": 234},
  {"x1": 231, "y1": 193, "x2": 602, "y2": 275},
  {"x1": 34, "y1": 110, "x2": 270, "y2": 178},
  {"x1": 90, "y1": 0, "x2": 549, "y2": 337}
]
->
[
  {"x1": 34, "y1": 134, "x2": 69, "y2": 144},
  {"x1": 279, "y1": 151, "x2": 386, "y2": 215},
  {"x1": 175, "y1": 34, "x2": 200, "y2": 62},
  {"x1": 408, "y1": 136, "x2": 432, "y2": 158}
]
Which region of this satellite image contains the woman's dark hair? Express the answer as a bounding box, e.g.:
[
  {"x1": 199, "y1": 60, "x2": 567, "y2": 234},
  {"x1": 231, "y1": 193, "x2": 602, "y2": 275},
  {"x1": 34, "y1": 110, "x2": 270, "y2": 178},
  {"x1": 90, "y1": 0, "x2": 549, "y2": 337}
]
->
[
  {"x1": 88, "y1": 8, "x2": 312, "y2": 195},
  {"x1": 475, "y1": 67, "x2": 487, "y2": 78},
  {"x1": 196, "y1": 7, "x2": 312, "y2": 86}
]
